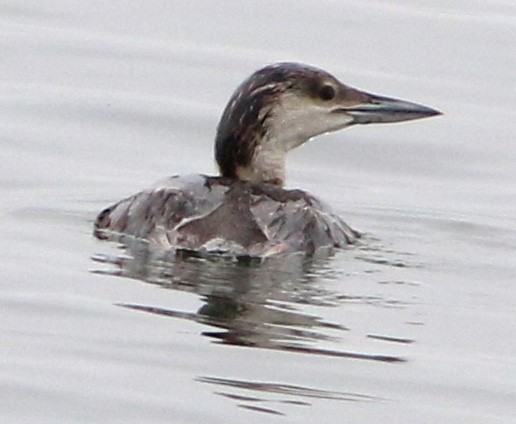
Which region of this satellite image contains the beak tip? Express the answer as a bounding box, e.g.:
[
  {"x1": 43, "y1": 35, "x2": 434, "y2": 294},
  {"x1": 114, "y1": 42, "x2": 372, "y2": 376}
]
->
[{"x1": 426, "y1": 107, "x2": 443, "y2": 117}]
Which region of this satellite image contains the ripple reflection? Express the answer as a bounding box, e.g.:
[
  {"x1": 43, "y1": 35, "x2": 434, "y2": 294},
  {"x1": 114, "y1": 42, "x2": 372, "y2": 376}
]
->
[
  {"x1": 92, "y1": 237, "x2": 409, "y2": 364},
  {"x1": 196, "y1": 375, "x2": 379, "y2": 415}
]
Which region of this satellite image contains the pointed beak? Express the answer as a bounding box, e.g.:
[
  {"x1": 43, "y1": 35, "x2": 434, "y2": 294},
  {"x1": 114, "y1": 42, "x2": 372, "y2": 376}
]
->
[{"x1": 335, "y1": 92, "x2": 441, "y2": 125}]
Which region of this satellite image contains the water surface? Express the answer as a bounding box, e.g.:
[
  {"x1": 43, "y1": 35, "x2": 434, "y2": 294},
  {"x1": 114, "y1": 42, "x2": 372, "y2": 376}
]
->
[{"x1": 1, "y1": 1, "x2": 515, "y2": 422}]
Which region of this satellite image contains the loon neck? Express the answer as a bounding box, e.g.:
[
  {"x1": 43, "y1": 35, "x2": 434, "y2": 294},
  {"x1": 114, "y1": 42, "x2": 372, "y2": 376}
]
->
[
  {"x1": 216, "y1": 129, "x2": 291, "y2": 186},
  {"x1": 234, "y1": 134, "x2": 289, "y2": 186},
  {"x1": 214, "y1": 92, "x2": 310, "y2": 186},
  {"x1": 216, "y1": 116, "x2": 310, "y2": 186}
]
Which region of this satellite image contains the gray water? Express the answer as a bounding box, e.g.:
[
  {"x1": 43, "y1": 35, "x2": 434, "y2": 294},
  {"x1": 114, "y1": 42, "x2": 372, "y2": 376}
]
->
[{"x1": 1, "y1": 1, "x2": 515, "y2": 423}]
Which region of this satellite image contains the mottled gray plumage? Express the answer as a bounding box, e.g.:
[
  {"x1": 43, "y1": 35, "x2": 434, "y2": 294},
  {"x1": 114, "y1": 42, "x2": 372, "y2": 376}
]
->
[{"x1": 95, "y1": 175, "x2": 359, "y2": 257}]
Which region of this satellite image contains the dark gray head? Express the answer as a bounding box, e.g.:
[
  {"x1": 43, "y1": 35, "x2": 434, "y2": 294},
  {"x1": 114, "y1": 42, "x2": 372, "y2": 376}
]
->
[{"x1": 215, "y1": 62, "x2": 440, "y2": 185}]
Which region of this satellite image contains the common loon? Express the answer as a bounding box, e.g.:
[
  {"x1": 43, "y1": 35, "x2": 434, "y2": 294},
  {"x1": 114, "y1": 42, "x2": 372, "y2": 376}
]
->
[{"x1": 95, "y1": 62, "x2": 440, "y2": 257}]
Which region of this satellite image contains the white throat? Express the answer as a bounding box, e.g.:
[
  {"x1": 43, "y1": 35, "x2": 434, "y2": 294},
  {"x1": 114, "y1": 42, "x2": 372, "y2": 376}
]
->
[{"x1": 236, "y1": 134, "x2": 288, "y2": 185}]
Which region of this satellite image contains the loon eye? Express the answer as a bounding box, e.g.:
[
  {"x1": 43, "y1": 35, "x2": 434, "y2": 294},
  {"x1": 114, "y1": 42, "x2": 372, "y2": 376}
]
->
[{"x1": 319, "y1": 84, "x2": 336, "y2": 101}]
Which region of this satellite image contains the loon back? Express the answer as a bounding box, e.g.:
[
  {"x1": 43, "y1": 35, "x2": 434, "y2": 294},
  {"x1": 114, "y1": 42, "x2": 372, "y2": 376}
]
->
[{"x1": 95, "y1": 175, "x2": 359, "y2": 257}]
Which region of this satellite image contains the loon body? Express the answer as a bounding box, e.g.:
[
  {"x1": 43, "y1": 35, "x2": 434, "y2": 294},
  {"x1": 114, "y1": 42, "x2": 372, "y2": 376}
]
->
[{"x1": 95, "y1": 63, "x2": 440, "y2": 257}]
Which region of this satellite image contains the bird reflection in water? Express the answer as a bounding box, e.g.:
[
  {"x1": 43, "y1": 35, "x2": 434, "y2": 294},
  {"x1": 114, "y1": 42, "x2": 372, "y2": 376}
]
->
[
  {"x1": 92, "y1": 237, "x2": 415, "y2": 413},
  {"x1": 93, "y1": 236, "x2": 404, "y2": 363}
]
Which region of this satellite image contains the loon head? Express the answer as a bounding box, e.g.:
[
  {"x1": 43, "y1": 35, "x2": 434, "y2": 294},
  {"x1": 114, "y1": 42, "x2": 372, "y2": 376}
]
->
[{"x1": 215, "y1": 62, "x2": 441, "y2": 186}]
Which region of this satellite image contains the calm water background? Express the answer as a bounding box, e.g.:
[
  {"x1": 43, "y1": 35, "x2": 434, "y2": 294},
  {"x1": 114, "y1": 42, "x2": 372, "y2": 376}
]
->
[{"x1": 1, "y1": 1, "x2": 515, "y2": 422}]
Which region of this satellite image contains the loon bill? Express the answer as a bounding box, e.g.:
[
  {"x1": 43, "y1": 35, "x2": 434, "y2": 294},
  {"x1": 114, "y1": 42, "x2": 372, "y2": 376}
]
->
[{"x1": 94, "y1": 62, "x2": 441, "y2": 257}]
